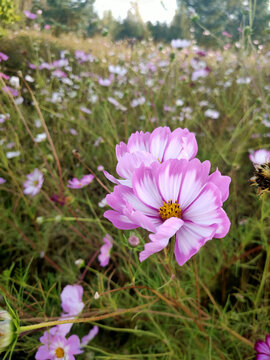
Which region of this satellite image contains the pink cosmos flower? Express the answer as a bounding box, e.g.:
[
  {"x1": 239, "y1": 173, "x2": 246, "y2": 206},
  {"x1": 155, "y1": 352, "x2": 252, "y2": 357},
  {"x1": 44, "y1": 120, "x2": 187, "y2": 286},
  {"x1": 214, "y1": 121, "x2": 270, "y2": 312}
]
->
[
  {"x1": 222, "y1": 31, "x2": 233, "y2": 38},
  {"x1": 67, "y1": 174, "x2": 94, "y2": 189},
  {"x1": 171, "y1": 39, "x2": 191, "y2": 49},
  {"x1": 2, "y1": 86, "x2": 19, "y2": 97},
  {"x1": 0, "y1": 72, "x2": 10, "y2": 80},
  {"x1": 35, "y1": 332, "x2": 83, "y2": 360},
  {"x1": 0, "y1": 177, "x2": 6, "y2": 184},
  {"x1": 81, "y1": 326, "x2": 99, "y2": 346},
  {"x1": 98, "y1": 234, "x2": 113, "y2": 267},
  {"x1": 98, "y1": 75, "x2": 113, "y2": 86},
  {"x1": 61, "y1": 285, "x2": 84, "y2": 316},
  {"x1": 254, "y1": 334, "x2": 270, "y2": 360},
  {"x1": 23, "y1": 169, "x2": 44, "y2": 197},
  {"x1": 44, "y1": 24, "x2": 51, "y2": 30},
  {"x1": 80, "y1": 106, "x2": 92, "y2": 115},
  {"x1": 24, "y1": 10, "x2": 37, "y2": 19},
  {"x1": 0, "y1": 52, "x2": 9, "y2": 62},
  {"x1": 104, "y1": 127, "x2": 198, "y2": 187},
  {"x1": 104, "y1": 158, "x2": 230, "y2": 266},
  {"x1": 249, "y1": 149, "x2": 270, "y2": 165}
]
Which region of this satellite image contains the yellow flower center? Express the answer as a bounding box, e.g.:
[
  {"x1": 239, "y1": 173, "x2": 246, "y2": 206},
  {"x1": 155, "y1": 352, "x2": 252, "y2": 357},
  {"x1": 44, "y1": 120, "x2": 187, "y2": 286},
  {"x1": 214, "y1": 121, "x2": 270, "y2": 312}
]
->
[
  {"x1": 55, "y1": 347, "x2": 65, "y2": 358},
  {"x1": 159, "y1": 200, "x2": 182, "y2": 221}
]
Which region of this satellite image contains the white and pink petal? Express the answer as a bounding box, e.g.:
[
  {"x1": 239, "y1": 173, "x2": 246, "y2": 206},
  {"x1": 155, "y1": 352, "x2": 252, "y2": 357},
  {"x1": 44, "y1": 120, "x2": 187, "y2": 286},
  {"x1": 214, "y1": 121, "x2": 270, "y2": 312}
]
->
[
  {"x1": 174, "y1": 222, "x2": 217, "y2": 266},
  {"x1": 139, "y1": 218, "x2": 183, "y2": 261}
]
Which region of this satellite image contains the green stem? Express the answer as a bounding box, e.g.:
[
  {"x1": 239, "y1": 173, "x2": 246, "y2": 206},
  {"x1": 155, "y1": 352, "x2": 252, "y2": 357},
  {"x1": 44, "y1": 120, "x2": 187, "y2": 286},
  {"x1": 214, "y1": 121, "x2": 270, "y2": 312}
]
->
[{"x1": 18, "y1": 302, "x2": 156, "y2": 334}]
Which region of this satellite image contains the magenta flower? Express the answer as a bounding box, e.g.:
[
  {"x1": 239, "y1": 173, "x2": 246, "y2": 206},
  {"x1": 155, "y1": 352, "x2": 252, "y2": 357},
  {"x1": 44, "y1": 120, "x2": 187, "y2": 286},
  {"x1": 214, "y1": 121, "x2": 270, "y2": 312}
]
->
[
  {"x1": 24, "y1": 10, "x2": 37, "y2": 19},
  {"x1": 254, "y1": 335, "x2": 270, "y2": 360},
  {"x1": 67, "y1": 174, "x2": 94, "y2": 189},
  {"x1": 35, "y1": 332, "x2": 83, "y2": 360},
  {"x1": 23, "y1": 169, "x2": 44, "y2": 197},
  {"x1": 249, "y1": 149, "x2": 270, "y2": 165},
  {"x1": 104, "y1": 127, "x2": 198, "y2": 186},
  {"x1": 44, "y1": 24, "x2": 51, "y2": 30},
  {"x1": 104, "y1": 158, "x2": 230, "y2": 266},
  {"x1": 98, "y1": 234, "x2": 113, "y2": 267},
  {"x1": 61, "y1": 285, "x2": 84, "y2": 316},
  {"x1": 0, "y1": 52, "x2": 9, "y2": 62}
]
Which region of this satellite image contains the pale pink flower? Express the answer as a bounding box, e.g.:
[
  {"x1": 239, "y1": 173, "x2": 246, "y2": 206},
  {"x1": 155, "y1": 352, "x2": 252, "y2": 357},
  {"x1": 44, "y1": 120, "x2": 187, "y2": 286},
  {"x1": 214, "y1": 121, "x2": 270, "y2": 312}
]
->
[
  {"x1": 104, "y1": 127, "x2": 198, "y2": 187},
  {"x1": 98, "y1": 234, "x2": 113, "y2": 267},
  {"x1": 0, "y1": 52, "x2": 9, "y2": 62},
  {"x1": 2, "y1": 86, "x2": 19, "y2": 97},
  {"x1": 24, "y1": 10, "x2": 37, "y2": 19},
  {"x1": 61, "y1": 285, "x2": 84, "y2": 316},
  {"x1": 171, "y1": 39, "x2": 191, "y2": 48},
  {"x1": 249, "y1": 149, "x2": 270, "y2": 165},
  {"x1": 0, "y1": 72, "x2": 9, "y2": 80},
  {"x1": 104, "y1": 158, "x2": 230, "y2": 266},
  {"x1": 81, "y1": 326, "x2": 99, "y2": 346},
  {"x1": 98, "y1": 75, "x2": 113, "y2": 86},
  {"x1": 254, "y1": 334, "x2": 270, "y2": 360},
  {"x1": 35, "y1": 332, "x2": 83, "y2": 360},
  {"x1": 80, "y1": 106, "x2": 92, "y2": 114},
  {"x1": 67, "y1": 174, "x2": 94, "y2": 189},
  {"x1": 23, "y1": 169, "x2": 44, "y2": 196},
  {"x1": 222, "y1": 31, "x2": 233, "y2": 38},
  {"x1": 44, "y1": 24, "x2": 51, "y2": 30}
]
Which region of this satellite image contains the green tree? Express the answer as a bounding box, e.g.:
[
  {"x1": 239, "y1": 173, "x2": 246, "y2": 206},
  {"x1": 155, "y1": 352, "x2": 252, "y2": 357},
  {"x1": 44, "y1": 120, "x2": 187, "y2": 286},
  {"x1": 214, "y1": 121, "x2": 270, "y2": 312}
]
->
[
  {"x1": 32, "y1": 0, "x2": 96, "y2": 35},
  {"x1": 0, "y1": 0, "x2": 19, "y2": 25},
  {"x1": 177, "y1": 0, "x2": 270, "y2": 46},
  {"x1": 112, "y1": 3, "x2": 148, "y2": 41}
]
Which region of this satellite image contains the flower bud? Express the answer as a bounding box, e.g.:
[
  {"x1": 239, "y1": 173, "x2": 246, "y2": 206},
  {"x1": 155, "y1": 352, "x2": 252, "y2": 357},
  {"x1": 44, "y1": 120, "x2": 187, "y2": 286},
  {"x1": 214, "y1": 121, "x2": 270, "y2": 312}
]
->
[
  {"x1": 0, "y1": 309, "x2": 13, "y2": 352},
  {"x1": 128, "y1": 235, "x2": 140, "y2": 247}
]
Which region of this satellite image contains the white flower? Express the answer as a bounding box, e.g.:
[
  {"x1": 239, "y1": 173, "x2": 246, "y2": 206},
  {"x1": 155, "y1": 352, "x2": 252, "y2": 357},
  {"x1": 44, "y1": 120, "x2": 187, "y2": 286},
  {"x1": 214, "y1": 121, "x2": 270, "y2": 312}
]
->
[
  {"x1": 6, "y1": 151, "x2": 20, "y2": 159},
  {"x1": 204, "y1": 109, "x2": 220, "y2": 119},
  {"x1": 9, "y1": 76, "x2": 20, "y2": 89},
  {"x1": 25, "y1": 75, "x2": 35, "y2": 82},
  {"x1": 23, "y1": 169, "x2": 44, "y2": 196},
  {"x1": 171, "y1": 39, "x2": 191, "y2": 49},
  {"x1": 34, "y1": 133, "x2": 47, "y2": 143}
]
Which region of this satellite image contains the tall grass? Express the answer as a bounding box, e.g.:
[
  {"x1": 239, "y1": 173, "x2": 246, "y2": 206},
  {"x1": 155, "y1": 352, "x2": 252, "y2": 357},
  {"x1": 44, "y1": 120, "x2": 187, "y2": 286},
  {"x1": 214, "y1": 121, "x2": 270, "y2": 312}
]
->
[{"x1": 0, "y1": 31, "x2": 269, "y2": 359}]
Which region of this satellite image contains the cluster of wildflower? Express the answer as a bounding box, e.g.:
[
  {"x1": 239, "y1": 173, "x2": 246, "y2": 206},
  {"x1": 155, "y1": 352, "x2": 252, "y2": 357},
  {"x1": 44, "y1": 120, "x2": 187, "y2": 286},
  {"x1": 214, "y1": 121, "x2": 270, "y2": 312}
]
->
[
  {"x1": 36, "y1": 284, "x2": 98, "y2": 360},
  {"x1": 104, "y1": 126, "x2": 231, "y2": 266}
]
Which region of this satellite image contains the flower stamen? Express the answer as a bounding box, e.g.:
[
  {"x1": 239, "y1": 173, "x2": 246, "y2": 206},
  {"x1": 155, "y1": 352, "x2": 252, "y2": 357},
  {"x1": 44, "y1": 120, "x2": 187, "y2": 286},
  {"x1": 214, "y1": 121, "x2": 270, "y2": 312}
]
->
[
  {"x1": 159, "y1": 200, "x2": 182, "y2": 221},
  {"x1": 55, "y1": 347, "x2": 65, "y2": 358}
]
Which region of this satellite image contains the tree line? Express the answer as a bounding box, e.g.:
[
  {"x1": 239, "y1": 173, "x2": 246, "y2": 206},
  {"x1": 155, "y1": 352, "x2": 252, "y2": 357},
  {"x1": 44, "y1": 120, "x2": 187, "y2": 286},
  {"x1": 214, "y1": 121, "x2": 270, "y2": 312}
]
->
[{"x1": 1, "y1": 0, "x2": 270, "y2": 46}]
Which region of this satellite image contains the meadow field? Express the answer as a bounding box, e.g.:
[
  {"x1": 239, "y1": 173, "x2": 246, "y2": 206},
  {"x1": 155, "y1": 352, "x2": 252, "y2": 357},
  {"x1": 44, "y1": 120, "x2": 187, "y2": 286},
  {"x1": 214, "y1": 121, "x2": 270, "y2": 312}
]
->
[{"x1": 0, "y1": 30, "x2": 270, "y2": 359}]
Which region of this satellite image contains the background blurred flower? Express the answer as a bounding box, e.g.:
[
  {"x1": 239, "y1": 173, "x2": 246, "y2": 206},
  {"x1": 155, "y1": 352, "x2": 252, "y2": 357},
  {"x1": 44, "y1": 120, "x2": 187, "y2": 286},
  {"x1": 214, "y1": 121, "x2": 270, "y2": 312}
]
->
[
  {"x1": 98, "y1": 234, "x2": 113, "y2": 267},
  {"x1": 24, "y1": 10, "x2": 37, "y2": 19},
  {"x1": 0, "y1": 52, "x2": 8, "y2": 62},
  {"x1": 67, "y1": 174, "x2": 94, "y2": 189},
  {"x1": 23, "y1": 169, "x2": 44, "y2": 196},
  {"x1": 249, "y1": 149, "x2": 270, "y2": 165}
]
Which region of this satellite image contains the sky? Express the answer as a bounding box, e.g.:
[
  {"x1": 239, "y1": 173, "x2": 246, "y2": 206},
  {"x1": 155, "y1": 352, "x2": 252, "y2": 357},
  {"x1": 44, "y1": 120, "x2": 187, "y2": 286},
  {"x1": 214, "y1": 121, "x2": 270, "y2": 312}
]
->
[{"x1": 94, "y1": 0, "x2": 178, "y2": 24}]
